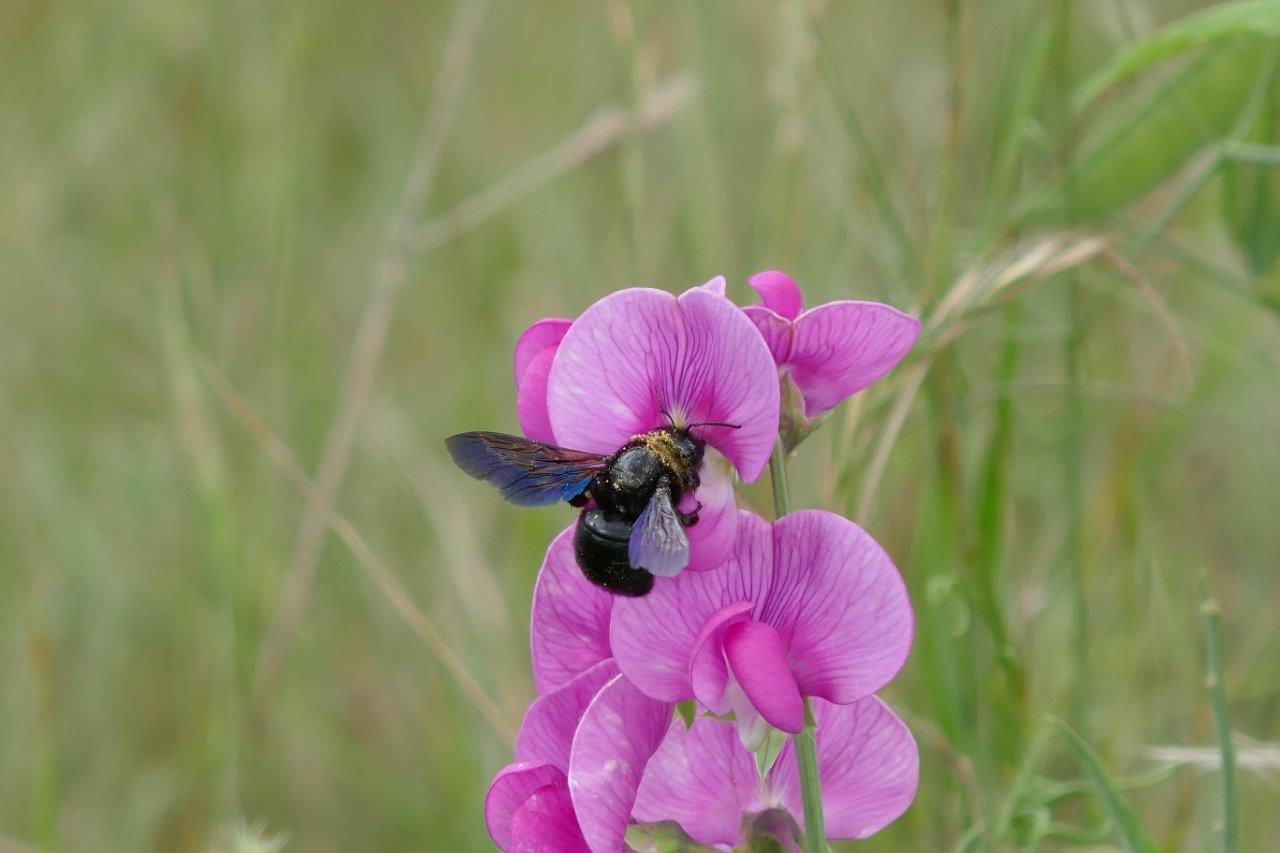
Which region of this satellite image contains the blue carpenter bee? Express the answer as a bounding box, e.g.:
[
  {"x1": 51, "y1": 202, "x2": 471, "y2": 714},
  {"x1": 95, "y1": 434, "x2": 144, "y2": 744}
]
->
[{"x1": 445, "y1": 424, "x2": 732, "y2": 596}]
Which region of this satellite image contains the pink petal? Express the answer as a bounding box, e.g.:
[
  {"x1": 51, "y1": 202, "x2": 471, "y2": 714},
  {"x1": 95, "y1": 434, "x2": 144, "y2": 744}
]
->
[
  {"x1": 516, "y1": 659, "x2": 619, "y2": 770},
  {"x1": 514, "y1": 318, "x2": 572, "y2": 387},
  {"x1": 698, "y1": 275, "x2": 727, "y2": 296},
  {"x1": 673, "y1": 287, "x2": 779, "y2": 482},
  {"x1": 724, "y1": 620, "x2": 805, "y2": 733},
  {"x1": 743, "y1": 304, "x2": 795, "y2": 365},
  {"x1": 508, "y1": 783, "x2": 591, "y2": 853},
  {"x1": 547, "y1": 287, "x2": 779, "y2": 483},
  {"x1": 680, "y1": 452, "x2": 738, "y2": 573},
  {"x1": 723, "y1": 681, "x2": 771, "y2": 751},
  {"x1": 688, "y1": 602, "x2": 754, "y2": 713},
  {"x1": 768, "y1": 697, "x2": 919, "y2": 840},
  {"x1": 486, "y1": 762, "x2": 571, "y2": 851},
  {"x1": 611, "y1": 512, "x2": 773, "y2": 702},
  {"x1": 634, "y1": 716, "x2": 763, "y2": 847},
  {"x1": 568, "y1": 675, "x2": 674, "y2": 853},
  {"x1": 516, "y1": 344, "x2": 560, "y2": 444},
  {"x1": 788, "y1": 301, "x2": 919, "y2": 417},
  {"x1": 748, "y1": 270, "x2": 804, "y2": 320},
  {"x1": 530, "y1": 525, "x2": 615, "y2": 694},
  {"x1": 547, "y1": 288, "x2": 683, "y2": 455},
  {"x1": 766, "y1": 510, "x2": 913, "y2": 705}
]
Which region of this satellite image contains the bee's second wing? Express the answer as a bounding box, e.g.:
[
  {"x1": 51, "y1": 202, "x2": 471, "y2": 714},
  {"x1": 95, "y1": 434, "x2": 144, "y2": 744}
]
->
[
  {"x1": 445, "y1": 431, "x2": 606, "y2": 507},
  {"x1": 627, "y1": 480, "x2": 689, "y2": 576}
]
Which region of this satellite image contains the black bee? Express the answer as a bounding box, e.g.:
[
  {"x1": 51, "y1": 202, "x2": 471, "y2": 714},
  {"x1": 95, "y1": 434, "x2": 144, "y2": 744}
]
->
[{"x1": 445, "y1": 425, "x2": 727, "y2": 596}]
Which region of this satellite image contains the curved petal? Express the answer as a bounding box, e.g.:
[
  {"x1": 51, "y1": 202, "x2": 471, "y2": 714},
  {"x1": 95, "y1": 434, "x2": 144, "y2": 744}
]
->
[
  {"x1": 517, "y1": 318, "x2": 573, "y2": 384},
  {"x1": 634, "y1": 716, "x2": 762, "y2": 847},
  {"x1": 673, "y1": 287, "x2": 779, "y2": 482},
  {"x1": 688, "y1": 602, "x2": 754, "y2": 714},
  {"x1": 763, "y1": 510, "x2": 913, "y2": 704},
  {"x1": 769, "y1": 697, "x2": 918, "y2": 840},
  {"x1": 743, "y1": 304, "x2": 794, "y2": 365},
  {"x1": 788, "y1": 301, "x2": 920, "y2": 417},
  {"x1": 697, "y1": 275, "x2": 727, "y2": 297},
  {"x1": 748, "y1": 270, "x2": 803, "y2": 321},
  {"x1": 508, "y1": 783, "x2": 591, "y2": 853},
  {"x1": 569, "y1": 675, "x2": 674, "y2": 853},
  {"x1": 724, "y1": 620, "x2": 805, "y2": 733},
  {"x1": 486, "y1": 762, "x2": 569, "y2": 851},
  {"x1": 611, "y1": 512, "x2": 773, "y2": 702},
  {"x1": 517, "y1": 659, "x2": 619, "y2": 769},
  {"x1": 547, "y1": 288, "x2": 682, "y2": 455},
  {"x1": 516, "y1": 344, "x2": 560, "y2": 444},
  {"x1": 514, "y1": 318, "x2": 572, "y2": 387},
  {"x1": 547, "y1": 288, "x2": 779, "y2": 483},
  {"x1": 530, "y1": 525, "x2": 615, "y2": 694},
  {"x1": 680, "y1": 451, "x2": 737, "y2": 573}
]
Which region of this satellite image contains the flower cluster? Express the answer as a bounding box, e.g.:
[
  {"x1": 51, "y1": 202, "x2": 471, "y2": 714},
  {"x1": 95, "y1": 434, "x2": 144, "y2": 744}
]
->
[{"x1": 483, "y1": 272, "x2": 920, "y2": 851}]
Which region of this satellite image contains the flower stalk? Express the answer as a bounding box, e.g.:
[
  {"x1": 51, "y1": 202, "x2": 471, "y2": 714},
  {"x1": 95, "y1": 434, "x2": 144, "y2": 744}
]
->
[{"x1": 768, "y1": 439, "x2": 827, "y2": 853}]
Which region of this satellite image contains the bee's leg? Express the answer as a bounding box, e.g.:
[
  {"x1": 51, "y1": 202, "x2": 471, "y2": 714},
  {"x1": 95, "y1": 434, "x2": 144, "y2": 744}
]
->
[
  {"x1": 677, "y1": 500, "x2": 702, "y2": 527},
  {"x1": 577, "y1": 477, "x2": 612, "y2": 511}
]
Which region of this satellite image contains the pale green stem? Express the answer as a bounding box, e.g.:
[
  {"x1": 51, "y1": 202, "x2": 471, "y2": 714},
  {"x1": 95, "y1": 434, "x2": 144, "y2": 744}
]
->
[
  {"x1": 1201, "y1": 578, "x2": 1236, "y2": 853},
  {"x1": 768, "y1": 439, "x2": 826, "y2": 852},
  {"x1": 768, "y1": 438, "x2": 792, "y2": 517}
]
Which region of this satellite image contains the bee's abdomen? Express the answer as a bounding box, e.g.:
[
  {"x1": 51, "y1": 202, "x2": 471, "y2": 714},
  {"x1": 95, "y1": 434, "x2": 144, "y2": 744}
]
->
[{"x1": 574, "y1": 509, "x2": 654, "y2": 596}]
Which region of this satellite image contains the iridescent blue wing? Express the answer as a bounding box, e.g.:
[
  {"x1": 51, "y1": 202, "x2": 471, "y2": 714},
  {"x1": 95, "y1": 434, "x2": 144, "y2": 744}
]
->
[
  {"x1": 445, "y1": 431, "x2": 605, "y2": 507},
  {"x1": 628, "y1": 479, "x2": 689, "y2": 576}
]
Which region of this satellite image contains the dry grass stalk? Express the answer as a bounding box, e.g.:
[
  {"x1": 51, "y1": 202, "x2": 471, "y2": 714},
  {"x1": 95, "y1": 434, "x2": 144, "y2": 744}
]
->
[
  {"x1": 198, "y1": 355, "x2": 516, "y2": 741},
  {"x1": 250, "y1": 0, "x2": 492, "y2": 716}
]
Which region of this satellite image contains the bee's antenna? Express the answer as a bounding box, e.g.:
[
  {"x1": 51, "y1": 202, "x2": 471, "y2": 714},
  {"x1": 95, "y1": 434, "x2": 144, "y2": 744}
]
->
[
  {"x1": 653, "y1": 389, "x2": 674, "y2": 426},
  {"x1": 688, "y1": 420, "x2": 741, "y2": 430}
]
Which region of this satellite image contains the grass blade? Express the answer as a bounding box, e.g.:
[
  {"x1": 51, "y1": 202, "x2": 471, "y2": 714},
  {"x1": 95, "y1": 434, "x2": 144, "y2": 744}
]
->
[
  {"x1": 1079, "y1": 0, "x2": 1280, "y2": 105},
  {"x1": 1049, "y1": 718, "x2": 1157, "y2": 853}
]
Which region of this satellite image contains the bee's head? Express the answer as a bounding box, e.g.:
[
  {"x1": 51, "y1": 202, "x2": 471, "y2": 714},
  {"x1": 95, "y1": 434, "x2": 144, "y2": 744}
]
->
[{"x1": 669, "y1": 429, "x2": 706, "y2": 470}]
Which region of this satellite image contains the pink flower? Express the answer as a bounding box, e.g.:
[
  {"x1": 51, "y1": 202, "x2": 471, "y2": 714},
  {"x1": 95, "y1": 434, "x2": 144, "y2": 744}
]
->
[
  {"x1": 634, "y1": 697, "x2": 919, "y2": 846},
  {"x1": 742, "y1": 270, "x2": 919, "y2": 447},
  {"x1": 610, "y1": 509, "x2": 912, "y2": 747},
  {"x1": 492, "y1": 535, "x2": 674, "y2": 853},
  {"x1": 529, "y1": 525, "x2": 615, "y2": 694},
  {"x1": 485, "y1": 661, "x2": 673, "y2": 853},
  {"x1": 486, "y1": 661, "x2": 617, "y2": 853},
  {"x1": 518, "y1": 523, "x2": 677, "y2": 853},
  {"x1": 513, "y1": 278, "x2": 780, "y2": 574},
  {"x1": 513, "y1": 318, "x2": 573, "y2": 447},
  {"x1": 503, "y1": 513, "x2": 916, "y2": 851}
]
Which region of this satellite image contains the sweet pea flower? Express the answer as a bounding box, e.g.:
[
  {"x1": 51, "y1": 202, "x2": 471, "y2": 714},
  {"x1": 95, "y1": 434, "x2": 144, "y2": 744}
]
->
[
  {"x1": 529, "y1": 524, "x2": 615, "y2": 694},
  {"x1": 486, "y1": 660, "x2": 618, "y2": 852},
  {"x1": 634, "y1": 696, "x2": 919, "y2": 847},
  {"x1": 513, "y1": 317, "x2": 572, "y2": 446},
  {"x1": 486, "y1": 660, "x2": 673, "y2": 853},
  {"x1": 492, "y1": 531, "x2": 676, "y2": 853},
  {"x1": 513, "y1": 277, "x2": 780, "y2": 574},
  {"x1": 610, "y1": 509, "x2": 912, "y2": 748},
  {"x1": 742, "y1": 270, "x2": 919, "y2": 449}
]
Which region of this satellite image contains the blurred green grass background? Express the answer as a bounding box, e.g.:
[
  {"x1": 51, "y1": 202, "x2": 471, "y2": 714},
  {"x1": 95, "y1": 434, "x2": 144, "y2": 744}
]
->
[{"x1": 3, "y1": 0, "x2": 1280, "y2": 849}]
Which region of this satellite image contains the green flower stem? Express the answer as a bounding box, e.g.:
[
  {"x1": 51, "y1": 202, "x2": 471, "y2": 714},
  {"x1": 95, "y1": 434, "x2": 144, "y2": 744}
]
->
[
  {"x1": 768, "y1": 440, "x2": 827, "y2": 853},
  {"x1": 768, "y1": 438, "x2": 792, "y2": 516}
]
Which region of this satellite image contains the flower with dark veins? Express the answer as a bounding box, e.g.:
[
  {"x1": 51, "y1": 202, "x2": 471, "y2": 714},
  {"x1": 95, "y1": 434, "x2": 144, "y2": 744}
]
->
[
  {"x1": 633, "y1": 696, "x2": 919, "y2": 847},
  {"x1": 513, "y1": 277, "x2": 779, "y2": 575},
  {"x1": 611, "y1": 509, "x2": 913, "y2": 749},
  {"x1": 742, "y1": 270, "x2": 920, "y2": 450}
]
